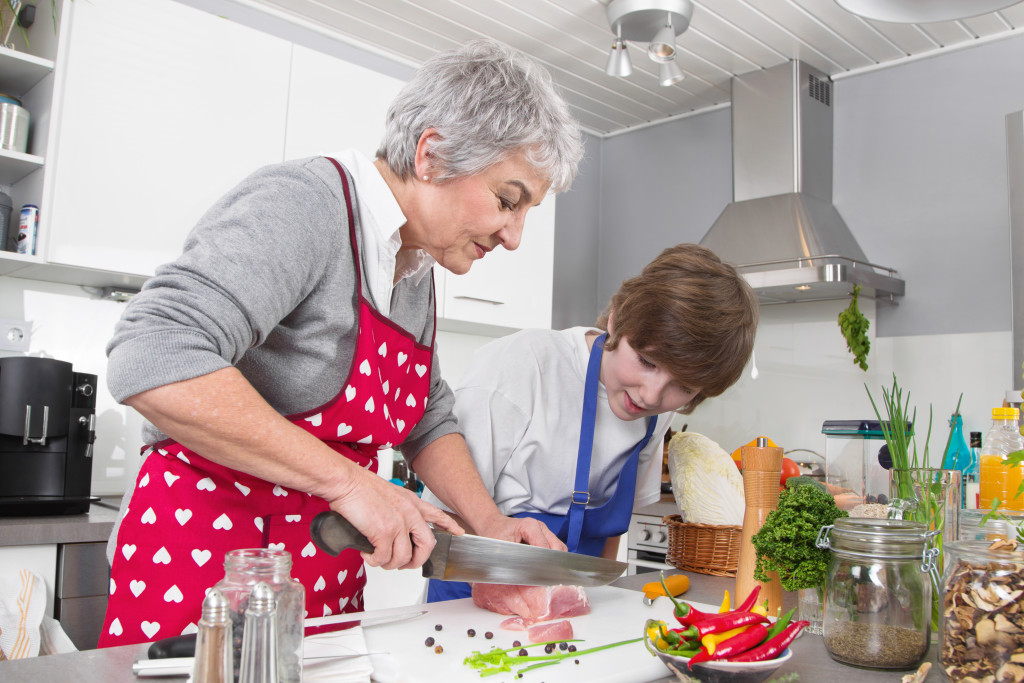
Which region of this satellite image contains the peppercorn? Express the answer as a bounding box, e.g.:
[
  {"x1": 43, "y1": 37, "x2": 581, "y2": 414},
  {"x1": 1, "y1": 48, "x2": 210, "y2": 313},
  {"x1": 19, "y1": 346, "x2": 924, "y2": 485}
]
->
[
  {"x1": 544, "y1": 644, "x2": 555, "y2": 653},
  {"x1": 512, "y1": 640, "x2": 521, "y2": 648},
  {"x1": 574, "y1": 659, "x2": 580, "y2": 664},
  {"x1": 467, "y1": 628, "x2": 476, "y2": 637},
  {"x1": 434, "y1": 645, "x2": 443, "y2": 654},
  {"x1": 558, "y1": 642, "x2": 568, "y2": 651},
  {"x1": 434, "y1": 624, "x2": 443, "y2": 631},
  {"x1": 518, "y1": 648, "x2": 528, "y2": 656},
  {"x1": 485, "y1": 632, "x2": 493, "y2": 639},
  {"x1": 568, "y1": 645, "x2": 577, "y2": 652},
  {"x1": 424, "y1": 636, "x2": 434, "y2": 647}
]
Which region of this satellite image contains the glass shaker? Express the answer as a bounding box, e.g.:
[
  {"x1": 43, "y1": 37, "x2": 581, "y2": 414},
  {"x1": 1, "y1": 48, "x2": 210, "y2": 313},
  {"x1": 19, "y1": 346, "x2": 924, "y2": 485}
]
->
[
  {"x1": 940, "y1": 540, "x2": 1024, "y2": 682},
  {"x1": 213, "y1": 548, "x2": 304, "y2": 683},
  {"x1": 816, "y1": 517, "x2": 937, "y2": 670}
]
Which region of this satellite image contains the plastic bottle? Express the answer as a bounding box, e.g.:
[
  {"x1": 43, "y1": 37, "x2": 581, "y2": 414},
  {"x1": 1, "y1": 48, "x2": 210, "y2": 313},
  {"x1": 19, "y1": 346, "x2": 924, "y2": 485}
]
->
[
  {"x1": 964, "y1": 432, "x2": 981, "y2": 510},
  {"x1": 978, "y1": 408, "x2": 1024, "y2": 511}
]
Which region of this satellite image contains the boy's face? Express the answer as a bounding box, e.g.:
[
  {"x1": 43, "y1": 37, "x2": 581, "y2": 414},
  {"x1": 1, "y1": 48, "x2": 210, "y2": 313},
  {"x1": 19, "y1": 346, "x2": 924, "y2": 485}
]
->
[{"x1": 599, "y1": 335, "x2": 699, "y2": 421}]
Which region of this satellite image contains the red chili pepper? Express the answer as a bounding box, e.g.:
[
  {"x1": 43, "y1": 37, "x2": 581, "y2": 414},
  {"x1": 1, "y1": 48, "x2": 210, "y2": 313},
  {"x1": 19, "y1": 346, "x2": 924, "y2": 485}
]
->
[
  {"x1": 676, "y1": 611, "x2": 768, "y2": 640},
  {"x1": 723, "y1": 620, "x2": 808, "y2": 663},
  {"x1": 687, "y1": 623, "x2": 769, "y2": 668},
  {"x1": 659, "y1": 575, "x2": 715, "y2": 626},
  {"x1": 735, "y1": 585, "x2": 762, "y2": 613}
]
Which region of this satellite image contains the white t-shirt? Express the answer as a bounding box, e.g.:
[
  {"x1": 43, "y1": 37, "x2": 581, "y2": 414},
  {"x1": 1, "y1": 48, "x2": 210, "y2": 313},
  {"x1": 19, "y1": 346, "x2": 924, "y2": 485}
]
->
[{"x1": 424, "y1": 327, "x2": 669, "y2": 518}]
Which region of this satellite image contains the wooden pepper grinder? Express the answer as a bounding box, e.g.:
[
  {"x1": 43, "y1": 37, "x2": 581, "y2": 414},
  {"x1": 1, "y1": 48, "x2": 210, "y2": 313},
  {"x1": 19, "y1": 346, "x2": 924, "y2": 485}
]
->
[{"x1": 736, "y1": 436, "x2": 784, "y2": 614}]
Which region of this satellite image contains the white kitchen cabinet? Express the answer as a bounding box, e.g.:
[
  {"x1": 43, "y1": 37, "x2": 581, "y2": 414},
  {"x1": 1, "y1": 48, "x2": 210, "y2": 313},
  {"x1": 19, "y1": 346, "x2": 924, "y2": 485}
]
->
[
  {"x1": 42, "y1": 0, "x2": 291, "y2": 279},
  {"x1": 437, "y1": 197, "x2": 556, "y2": 334},
  {"x1": 285, "y1": 44, "x2": 405, "y2": 161}
]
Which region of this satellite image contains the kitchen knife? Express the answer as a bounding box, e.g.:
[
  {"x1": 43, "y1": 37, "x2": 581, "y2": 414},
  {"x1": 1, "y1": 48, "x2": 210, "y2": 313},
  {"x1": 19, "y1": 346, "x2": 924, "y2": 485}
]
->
[
  {"x1": 146, "y1": 607, "x2": 426, "y2": 659},
  {"x1": 309, "y1": 510, "x2": 627, "y2": 587}
]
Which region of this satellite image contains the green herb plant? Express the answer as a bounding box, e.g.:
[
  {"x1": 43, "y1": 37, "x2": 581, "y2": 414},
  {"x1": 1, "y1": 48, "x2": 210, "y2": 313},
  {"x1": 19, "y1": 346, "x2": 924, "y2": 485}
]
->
[
  {"x1": 751, "y1": 482, "x2": 848, "y2": 592},
  {"x1": 463, "y1": 637, "x2": 640, "y2": 678},
  {"x1": 838, "y1": 284, "x2": 870, "y2": 371}
]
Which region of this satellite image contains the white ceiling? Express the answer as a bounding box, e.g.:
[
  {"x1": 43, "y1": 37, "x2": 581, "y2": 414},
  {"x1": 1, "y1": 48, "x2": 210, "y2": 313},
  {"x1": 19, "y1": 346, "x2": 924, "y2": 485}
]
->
[{"x1": 241, "y1": 0, "x2": 1024, "y2": 136}]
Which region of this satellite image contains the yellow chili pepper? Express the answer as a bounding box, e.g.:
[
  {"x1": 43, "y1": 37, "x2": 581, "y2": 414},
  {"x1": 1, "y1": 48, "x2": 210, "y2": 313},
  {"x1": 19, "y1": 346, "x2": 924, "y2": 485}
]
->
[
  {"x1": 642, "y1": 573, "x2": 690, "y2": 602},
  {"x1": 700, "y1": 624, "x2": 751, "y2": 655},
  {"x1": 751, "y1": 602, "x2": 769, "y2": 617},
  {"x1": 718, "y1": 589, "x2": 731, "y2": 613}
]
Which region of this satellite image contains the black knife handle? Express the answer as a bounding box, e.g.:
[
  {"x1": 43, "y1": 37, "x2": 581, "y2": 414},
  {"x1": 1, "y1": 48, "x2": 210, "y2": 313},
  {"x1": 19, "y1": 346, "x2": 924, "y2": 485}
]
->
[
  {"x1": 148, "y1": 632, "x2": 197, "y2": 659},
  {"x1": 309, "y1": 511, "x2": 437, "y2": 577}
]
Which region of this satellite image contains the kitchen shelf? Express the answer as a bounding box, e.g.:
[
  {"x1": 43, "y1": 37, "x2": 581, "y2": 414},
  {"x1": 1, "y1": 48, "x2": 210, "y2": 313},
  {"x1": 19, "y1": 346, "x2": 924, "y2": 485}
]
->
[
  {"x1": 0, "y1": 148, "x2": 44, "y2": 184},
  {"x1": 0, "y1": 46, "x2": 55, "y2": 97},
  {"x1": 0, "y1": 250, "x2": 147, "y2": 290}
]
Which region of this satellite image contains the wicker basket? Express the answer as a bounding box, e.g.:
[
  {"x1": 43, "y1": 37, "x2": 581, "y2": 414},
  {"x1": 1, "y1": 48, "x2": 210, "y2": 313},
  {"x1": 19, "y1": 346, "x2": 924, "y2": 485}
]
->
[{"x1": 663, "y1": 514, "x2": 742, "y2": 577}]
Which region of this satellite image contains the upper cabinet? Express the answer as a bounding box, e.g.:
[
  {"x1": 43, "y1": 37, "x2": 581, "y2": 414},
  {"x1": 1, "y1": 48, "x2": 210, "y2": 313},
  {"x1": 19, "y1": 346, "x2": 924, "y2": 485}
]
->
[{"x1": 42, "y1": 0, "x2": 291, "y2": 280}]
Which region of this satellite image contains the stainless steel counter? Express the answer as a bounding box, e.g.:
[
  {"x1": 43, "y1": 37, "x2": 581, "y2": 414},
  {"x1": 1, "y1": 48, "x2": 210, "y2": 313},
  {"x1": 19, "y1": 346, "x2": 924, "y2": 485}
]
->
[{"x1": 0, "y1": 496, "x2": 121, "y2": 546}]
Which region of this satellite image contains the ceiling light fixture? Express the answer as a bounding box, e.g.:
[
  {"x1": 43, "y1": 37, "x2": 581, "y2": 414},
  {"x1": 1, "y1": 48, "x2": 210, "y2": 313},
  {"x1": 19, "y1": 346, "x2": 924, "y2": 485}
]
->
[
  {"x1": 605, "y1": 0, "x2": 693, "y2": 86},
  {"x1": 834, "y1": 0, "x2": 1021, "y2": 23}
]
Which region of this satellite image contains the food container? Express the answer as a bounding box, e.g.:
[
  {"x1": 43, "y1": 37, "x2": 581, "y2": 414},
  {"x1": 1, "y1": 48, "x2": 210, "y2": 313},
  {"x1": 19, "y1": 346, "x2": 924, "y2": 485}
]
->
[
  {"x1": 958, "y1": 508, "x2": 1024, "y2": 542},
  {"x1": 940, "y1": 540, "x2": 1024, "y2": 682},
  {"x1": 0, "y1": 94, "x2": 29, "y2": 154},
  {"x1": 821, "y1": 420, "x2": 897, "y2": 510},
  {"x1": 817, "y1": 518, "x2": 937, "y2": 670}
]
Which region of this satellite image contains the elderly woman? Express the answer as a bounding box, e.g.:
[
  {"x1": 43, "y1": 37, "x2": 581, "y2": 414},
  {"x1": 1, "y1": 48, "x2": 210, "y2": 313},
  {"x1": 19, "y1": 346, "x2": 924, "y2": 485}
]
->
[{"x1": 99, "y1": 39, "x2": 582, "y2": 647}]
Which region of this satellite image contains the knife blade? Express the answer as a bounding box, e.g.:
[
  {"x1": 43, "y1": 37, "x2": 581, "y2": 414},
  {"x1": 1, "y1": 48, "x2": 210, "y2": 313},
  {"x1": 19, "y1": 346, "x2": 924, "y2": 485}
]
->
[{"x1": 309, "y1": 510, "x2": 627, "y2": 587}]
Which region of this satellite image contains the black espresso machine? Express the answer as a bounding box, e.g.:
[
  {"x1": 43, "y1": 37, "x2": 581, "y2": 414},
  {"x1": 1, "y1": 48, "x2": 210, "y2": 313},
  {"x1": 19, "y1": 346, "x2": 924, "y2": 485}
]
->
[{"x1": 0, "y1": 356, "x2": 98, "y2": 515}]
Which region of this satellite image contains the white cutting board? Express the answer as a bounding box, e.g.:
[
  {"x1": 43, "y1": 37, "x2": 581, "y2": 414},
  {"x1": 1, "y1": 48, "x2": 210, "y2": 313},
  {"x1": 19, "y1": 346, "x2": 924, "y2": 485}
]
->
[{"x1": 363, "y1": 585, "x2": 714, "y2": 683}]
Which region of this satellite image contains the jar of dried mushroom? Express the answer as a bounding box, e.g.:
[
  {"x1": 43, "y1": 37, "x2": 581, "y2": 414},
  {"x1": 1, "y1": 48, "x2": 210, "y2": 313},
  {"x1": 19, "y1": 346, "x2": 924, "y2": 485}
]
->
[
  {"x1": 940, "y1": 539, "x2": 1024, "y2": 682},
  {"x1": 816, "y1": 518, "x2": 938, "y2": 670}
]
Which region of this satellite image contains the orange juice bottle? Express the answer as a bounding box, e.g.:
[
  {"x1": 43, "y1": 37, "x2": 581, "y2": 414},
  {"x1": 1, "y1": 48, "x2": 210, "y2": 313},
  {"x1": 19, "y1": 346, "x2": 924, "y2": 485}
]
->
[{"x1": 978, "y1": 407, "x2": 1024, "y2": 511}]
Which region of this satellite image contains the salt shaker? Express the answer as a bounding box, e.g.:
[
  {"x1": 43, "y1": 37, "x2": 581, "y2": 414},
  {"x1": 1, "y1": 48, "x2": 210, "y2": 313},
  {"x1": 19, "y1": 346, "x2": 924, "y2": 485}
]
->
[
  {"x1": 238, "y1": 581, "x2": 278, "y2": 683},
  {"x1": 193, "y1": 588, "x2": 233, "y2": 683}
]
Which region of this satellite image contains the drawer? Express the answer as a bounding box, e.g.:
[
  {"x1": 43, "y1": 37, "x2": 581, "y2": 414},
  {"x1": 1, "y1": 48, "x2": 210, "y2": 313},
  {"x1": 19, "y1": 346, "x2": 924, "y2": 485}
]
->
[
  {"x1": 56, "y1": 541, "x2": 109, "y2": 598},
  {"x1": 55, "y1": 594, "x2": 108, "y2": 651}
]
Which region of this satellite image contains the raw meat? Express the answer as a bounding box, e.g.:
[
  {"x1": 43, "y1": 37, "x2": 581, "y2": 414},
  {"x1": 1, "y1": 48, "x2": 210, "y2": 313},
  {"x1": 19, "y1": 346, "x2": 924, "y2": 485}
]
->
[
  {"x1": 527, "y1": 619, "x2": 574, "y2": 644},
  {"x1": 471, "y1": 584, "x2": 590, "y2": 625},
  {"x1": 500, "y1": 617, "x2": 527, "y2": 631}
]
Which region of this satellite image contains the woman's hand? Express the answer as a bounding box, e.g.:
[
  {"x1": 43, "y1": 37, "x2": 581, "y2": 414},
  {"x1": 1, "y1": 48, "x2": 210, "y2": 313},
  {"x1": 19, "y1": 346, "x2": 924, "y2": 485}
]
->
[{"x1": 323, "y1": 462, "x2": 464, "y2": 571}]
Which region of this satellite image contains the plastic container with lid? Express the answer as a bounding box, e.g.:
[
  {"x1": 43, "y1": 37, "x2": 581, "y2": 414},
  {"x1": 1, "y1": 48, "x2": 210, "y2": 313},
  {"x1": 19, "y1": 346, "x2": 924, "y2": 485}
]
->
[
  {"x1": 816, "y1": 518, "x2": 937, "y2": 670},
  {"x1": 958, "y1": 507, "x2": 1024, "y2": 542},
  {"x1": 978, "y1": 407, "x2": 1024, "y2": 511}
]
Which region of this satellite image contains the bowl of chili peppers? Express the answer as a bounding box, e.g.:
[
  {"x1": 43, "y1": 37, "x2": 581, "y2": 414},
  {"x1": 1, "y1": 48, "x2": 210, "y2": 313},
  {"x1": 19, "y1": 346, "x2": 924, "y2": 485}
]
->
[{"x1": 644, "y1": 580, "x2": 806, "y2": 683}]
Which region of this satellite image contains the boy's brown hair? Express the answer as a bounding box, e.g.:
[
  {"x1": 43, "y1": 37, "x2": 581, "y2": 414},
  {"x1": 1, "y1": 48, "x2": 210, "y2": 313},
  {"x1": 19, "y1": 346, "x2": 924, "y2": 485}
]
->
[{"x1": 596, "y1": 243, "x2": 758, "y2": 415}]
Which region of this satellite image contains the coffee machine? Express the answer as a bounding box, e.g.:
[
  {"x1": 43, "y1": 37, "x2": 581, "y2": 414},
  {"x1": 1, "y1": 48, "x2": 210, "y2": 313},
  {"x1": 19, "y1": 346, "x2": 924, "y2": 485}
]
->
[{"x1": 0, "y1": 356, "x2": 98, "y2": 515}]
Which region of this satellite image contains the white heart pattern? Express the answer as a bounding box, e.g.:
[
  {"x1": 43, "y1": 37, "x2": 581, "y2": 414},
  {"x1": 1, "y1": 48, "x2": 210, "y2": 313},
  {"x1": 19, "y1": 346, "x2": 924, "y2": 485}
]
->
[
  {"x1": 415, "y1": 364, "x2": 427, "y2": 377},
  {"x1": 305, "y1": 413, "x2": 323, "y2": 427},
  {"x1": 272, "y1": 484, "x2": 288, "y2": 497},
  {"x1": 164, "y1": 472, "x2": 179, "y2": 487},
  {"x1": 192, "y1": 549, "x2": 212, "y2": 567},
  {"x1": 383, "y1": 404, "x2": 390, "y2": 421},
  {"x1": 313, "y1": 576, "x2": 326, "y2": 592},
  {"x1": 405, "y1": 394, "x2": 417, "y2": 408},
  {"x1": 109, "y1": 578, "x2": 116, "y2": 595},
  {"x1": 301, "y1": 541, "x2": 317, "y2": 558},
  {"x1": 359, "y1": 359, "x2": 371, "y2": 376},
  {"x1": 181, "y1": 622, "x2": 199, "y2": 636},
  {"x1": 345, "y1": 385, "x2": 356, "y2": 401},
  {"x1": 364, "y1": 397, "x2": 375, "y2": 413},
  {"x1": 356, "y1": 564, "x2": 365, "y2": 579},
  {"x1": 268, "y1": 542, "x2": 285, "y2": 551},
  {"x1": 140, "y1": 507, "x2": 157, "y2": 524},
  {"x1": 357, "y1": 434, "x2": 373, "y2": 444},
  {"x1": 234, "y1": 482, "x2": 251, "y2": 496},
  {"x1": 139, "y1": 473, "x2": 150, "y2": 487},
  {"x1": 254, "y1": 517, "x2": 264, "y2": 532},
  {"x1": 337, "y1": 570, "x2": 348, "y2": 584},
  {"x1": 397, "y1": 352, "x2": 408, "y2": 367},
  {"x1": 323, "y1": 604, "x2": 332, "y2": 617},
  {"x1": 395, "y1": 419, "x2": 405, "y2": 433},
  {"x1": 285, "y1": 514, "x2": 301, "y2": 523},
  {"x1": 152, "y1": 547, "x2": 172, "y2": 565},
  {"x1": 141, "y1": 621, "x2": 161, "y2": 639},
  {"x1": 382, "y1": 380, "x2": 390, "y2": 396},
  {"x1": 338, "y1": 423, "x2": 353, "y2": 437},
  {"x1": 122, "y1": 544, "x2": 137, "y2": 561},
  {"x1": 339, "y1": 596, "x2": 350, "y2": 610},
  {"x1": 175, "y1": 508, "x2": 192, "y2": 526},
  {"x1": 164, "y1": 585, "x2": 184, "y2": 603},
  {"x1": 108, "y1": 618, "x2": 123, "y2": 636},
  {"x1": 378, "y1": 342, "x2": 387, "y2": 357},
  {"x1": 176, "y1": 451, "x2": 190, "y2": 465},
  {"x1": 196, "y1": 477, "x2": 216, "y2": 492},
  {"x1": 130, "y1": 580, "x2": 146, "y2": 597},
  {"x1": 212, "y1": 513, "x2": 233, "y2": 530}
]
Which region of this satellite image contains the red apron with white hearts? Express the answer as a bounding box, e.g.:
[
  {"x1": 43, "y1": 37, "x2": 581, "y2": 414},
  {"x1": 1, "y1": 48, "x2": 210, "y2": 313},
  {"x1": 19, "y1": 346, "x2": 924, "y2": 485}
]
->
[{"x1": 99, "y1": 158, "x2": 434, "y2": 647}]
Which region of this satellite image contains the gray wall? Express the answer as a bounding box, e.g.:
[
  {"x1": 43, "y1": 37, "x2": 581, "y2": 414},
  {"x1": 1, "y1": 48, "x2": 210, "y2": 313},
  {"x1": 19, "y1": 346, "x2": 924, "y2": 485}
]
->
[{"x1": 556, "y1": 33, "x2": 1024, "y2": 339}]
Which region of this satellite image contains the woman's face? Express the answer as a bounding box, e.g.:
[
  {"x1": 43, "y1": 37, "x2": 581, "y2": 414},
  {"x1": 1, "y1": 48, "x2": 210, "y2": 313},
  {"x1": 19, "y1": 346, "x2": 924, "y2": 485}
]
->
[
  {"x1": 403, "y1": 152, "x2": 551, "y2": 275},
  {"x1": 600, "y1": 335, "x2": 700, "y2": 422}
]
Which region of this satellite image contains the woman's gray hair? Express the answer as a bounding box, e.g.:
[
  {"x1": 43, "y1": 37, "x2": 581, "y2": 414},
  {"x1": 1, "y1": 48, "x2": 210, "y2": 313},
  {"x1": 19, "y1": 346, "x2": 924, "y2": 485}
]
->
[{"x1": 376, "y1": 39, "x2": 583, "y2": 193}]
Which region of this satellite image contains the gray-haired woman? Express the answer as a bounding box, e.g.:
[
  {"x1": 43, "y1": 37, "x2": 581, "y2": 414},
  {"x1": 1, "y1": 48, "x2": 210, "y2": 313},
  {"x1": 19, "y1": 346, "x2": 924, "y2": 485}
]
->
[{"x1": 99, "y1": 39, "x2": 582, "y2": 647}]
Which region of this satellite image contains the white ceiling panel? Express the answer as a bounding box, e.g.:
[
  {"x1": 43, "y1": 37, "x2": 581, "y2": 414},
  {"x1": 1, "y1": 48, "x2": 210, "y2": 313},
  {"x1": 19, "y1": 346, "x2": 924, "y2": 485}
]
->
[{"x1": 235, "y1": 0, "x2": 1024, "y2": 135}]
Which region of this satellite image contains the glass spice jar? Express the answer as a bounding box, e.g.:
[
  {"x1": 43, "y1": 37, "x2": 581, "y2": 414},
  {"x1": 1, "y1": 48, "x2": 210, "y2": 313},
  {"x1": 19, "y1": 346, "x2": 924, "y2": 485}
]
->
[
  {"x1": 940, "y1": 540, "x2": 1024, "y2": 682},
  {"x1": 816, "y1": 518, "x2": 938, "y2": 670},
  {"x1": 213, "y1": 549, "x2": 305, "y2": 683}
]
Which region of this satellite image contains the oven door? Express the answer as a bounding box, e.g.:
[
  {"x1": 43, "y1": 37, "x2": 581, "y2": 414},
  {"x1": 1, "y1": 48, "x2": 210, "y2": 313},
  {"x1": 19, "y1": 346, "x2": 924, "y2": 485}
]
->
[{"x1": 626, "y1": 548, "x2": 672, "y2": 575}]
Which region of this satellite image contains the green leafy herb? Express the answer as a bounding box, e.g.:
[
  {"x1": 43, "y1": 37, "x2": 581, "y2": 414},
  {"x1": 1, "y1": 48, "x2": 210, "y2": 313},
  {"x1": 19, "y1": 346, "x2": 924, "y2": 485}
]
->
[
  {"x1": 751, "y1": 483, "x2": 848, "y2": 591},
  {"x1": 838, "y1": 284, "x2": 870, "y2": 371},
  {"x1": 463, "y1": 637, "x2": 640, "y2": 678}
]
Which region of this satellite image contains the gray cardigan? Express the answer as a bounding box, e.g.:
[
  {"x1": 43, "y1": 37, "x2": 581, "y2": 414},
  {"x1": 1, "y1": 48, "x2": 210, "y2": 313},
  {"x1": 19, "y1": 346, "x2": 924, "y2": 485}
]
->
[{"x1": 105, "y1": 156, "x2": 458, "y2": 460}]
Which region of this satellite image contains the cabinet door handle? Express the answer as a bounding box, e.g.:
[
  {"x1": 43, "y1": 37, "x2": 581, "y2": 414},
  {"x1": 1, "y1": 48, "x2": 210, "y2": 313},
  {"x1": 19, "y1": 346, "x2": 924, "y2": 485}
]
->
[{"x1": 453, "y1": 296, "x2": 505, "y2": 306}]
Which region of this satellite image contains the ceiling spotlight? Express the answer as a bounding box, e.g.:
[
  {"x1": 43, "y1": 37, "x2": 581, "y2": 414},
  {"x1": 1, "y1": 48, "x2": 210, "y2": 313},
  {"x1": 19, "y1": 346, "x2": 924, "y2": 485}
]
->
[
  {"x1": 659, "y1": 59, "x2": 684, "y2": 86},
  {"x1": 648, "y1": 15, "x2": 676, "y2": 63},
  {"x1": 605, "y1": 27, "x2": 632, "y2": 77},
  {"x1": 605, "y1": 0, "x2": 694, "y2": 78}
]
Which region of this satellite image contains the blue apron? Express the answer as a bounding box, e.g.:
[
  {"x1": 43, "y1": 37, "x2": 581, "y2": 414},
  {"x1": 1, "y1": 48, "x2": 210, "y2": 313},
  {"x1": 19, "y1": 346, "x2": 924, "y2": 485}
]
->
[{"x1": 427, "y1": 333, "x2": 656, "y2": 602}]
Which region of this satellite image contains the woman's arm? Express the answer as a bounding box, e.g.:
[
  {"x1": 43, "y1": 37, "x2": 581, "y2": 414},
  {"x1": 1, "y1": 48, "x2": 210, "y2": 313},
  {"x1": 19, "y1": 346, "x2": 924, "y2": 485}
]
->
[{"x1": 125, "y1": 366, "x2": 462, "y2": 570}]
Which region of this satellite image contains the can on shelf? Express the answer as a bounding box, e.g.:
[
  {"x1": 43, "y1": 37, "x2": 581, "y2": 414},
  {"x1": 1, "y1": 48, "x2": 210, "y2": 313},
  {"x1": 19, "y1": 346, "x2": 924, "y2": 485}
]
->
[{"x1": 16, "y1": 204, "x2": 38, "y2": 255}]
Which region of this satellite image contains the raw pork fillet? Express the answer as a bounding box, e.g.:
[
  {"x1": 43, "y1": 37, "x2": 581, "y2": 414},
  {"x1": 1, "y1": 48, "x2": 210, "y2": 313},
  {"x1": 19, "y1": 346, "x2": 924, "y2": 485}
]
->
[
  {"x1": 471, "y1": 584, "x2": 590, "y2": 625},
  {"x1": 527, "y1": 619, "x2": 574, "y2": 644}
]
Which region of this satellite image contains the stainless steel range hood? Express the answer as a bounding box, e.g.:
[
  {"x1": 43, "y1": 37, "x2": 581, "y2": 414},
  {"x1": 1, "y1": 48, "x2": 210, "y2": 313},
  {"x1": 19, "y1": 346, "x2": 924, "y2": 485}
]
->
[{"x1": 700, "y1": 61, "x2": 905, "y2": 305}]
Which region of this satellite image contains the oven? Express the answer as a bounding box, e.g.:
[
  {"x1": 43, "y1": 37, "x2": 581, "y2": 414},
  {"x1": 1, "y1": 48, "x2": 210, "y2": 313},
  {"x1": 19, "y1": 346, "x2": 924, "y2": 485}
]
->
[{"x1": 626, "y1": 498, "x2": 678, "y2": 575}]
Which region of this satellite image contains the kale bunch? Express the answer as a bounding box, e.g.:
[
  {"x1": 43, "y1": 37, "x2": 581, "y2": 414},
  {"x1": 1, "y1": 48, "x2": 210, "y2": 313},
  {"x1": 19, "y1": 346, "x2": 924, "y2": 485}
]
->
[{"x1": 751, "y1": 482, "x2": 849, "y2": 591}]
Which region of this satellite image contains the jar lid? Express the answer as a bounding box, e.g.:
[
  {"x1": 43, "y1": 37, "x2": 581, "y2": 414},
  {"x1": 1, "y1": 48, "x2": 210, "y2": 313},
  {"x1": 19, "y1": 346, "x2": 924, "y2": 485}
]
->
[{"x1": 829, "y1": 517, "x2": 931, "y2": 555}]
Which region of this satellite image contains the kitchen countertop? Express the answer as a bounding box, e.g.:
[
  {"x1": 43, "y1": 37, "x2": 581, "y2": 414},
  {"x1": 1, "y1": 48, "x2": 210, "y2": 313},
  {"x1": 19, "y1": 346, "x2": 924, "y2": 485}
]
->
[
  {"x1": 0, "y1": 496, "x2": 122, "y2": 547},
  {"x1": 0, "y1": 568, "x2": 944, "y2": 682}
]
